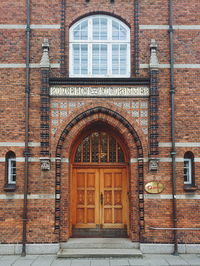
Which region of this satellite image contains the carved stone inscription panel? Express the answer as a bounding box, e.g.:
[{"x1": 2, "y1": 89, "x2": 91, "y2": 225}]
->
[{"x1": 50, "y1": 86, "x2": 149, "y2": 97}]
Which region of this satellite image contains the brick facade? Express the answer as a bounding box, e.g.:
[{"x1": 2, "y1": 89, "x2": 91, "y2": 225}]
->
[{"x1": 0, "y1": 0, "x2": 200, "y2": 252}]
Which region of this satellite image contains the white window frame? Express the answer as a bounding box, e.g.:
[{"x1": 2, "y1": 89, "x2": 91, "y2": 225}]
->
[
  {"x1": 183, "y1": 158, "x2": 192, "y2": 184},
  {"x1": 69, "y1": 15, "x2": 130, "y2": 78},
  {"x1": 8, "y1": 158, "x2": 16, "y2": 184}
]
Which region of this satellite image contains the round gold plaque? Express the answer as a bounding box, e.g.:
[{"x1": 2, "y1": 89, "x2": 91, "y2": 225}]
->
[{"x1": 145, "y1": 181, "x2": 164, "y2": 194}]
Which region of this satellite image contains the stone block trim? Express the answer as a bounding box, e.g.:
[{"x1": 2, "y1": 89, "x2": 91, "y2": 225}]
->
[
  {"x1": 40, "y1": 69, "x2": 50, "y2": 156},
  {"x1": 149, "y1": 69, "x2": 159, "y2": 156}
]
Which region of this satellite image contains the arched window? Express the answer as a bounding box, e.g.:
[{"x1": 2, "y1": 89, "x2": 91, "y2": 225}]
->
[
  {"x1": 6, "y1": 151, "x2": 16, "y2": 185},
  {"x1": 74, "y1": 131, "x2": 125, "y2": 163},
  {"x1": 184, "y1": 151, "x2": 194, "y2": 186},
  {"x1": 69, "y1": 15, "x2": 130, "y2": 77}
]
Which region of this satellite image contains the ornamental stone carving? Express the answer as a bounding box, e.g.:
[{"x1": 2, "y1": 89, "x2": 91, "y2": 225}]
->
[
  {"x1": 40, "y1": 158, "x2": 51, "y2": 171},
  {"x1": 149, "y1": 158, "x2": 159, "y2": 171}
]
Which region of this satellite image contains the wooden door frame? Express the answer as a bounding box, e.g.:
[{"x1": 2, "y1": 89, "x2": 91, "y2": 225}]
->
[{"x1": 70, "y1": 163, "x2": 129, "y2": 236}]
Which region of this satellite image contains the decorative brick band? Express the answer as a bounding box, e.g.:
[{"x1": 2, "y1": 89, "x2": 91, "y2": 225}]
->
[
  {"x1": 0, "y1": 24, "x2": 60, "y2": 29},
  {"x1": 40, "y1": 69, "x2": 50, "y2": 156},
  {"x1": 134, "y1": 0, "x2": 140, "y2": 76},
  {"x1": 140, "y1": 25, "x2": 200, "y2": 30},
  {"x1": 60, "y1": 0, "x2": 66, "y2": 76},
  {"x1": 140, "y1": 64, "x2": 200, "y2": 69},
  {"x1": 149, "y1": 69, "x2": 159, "y2": 156}
]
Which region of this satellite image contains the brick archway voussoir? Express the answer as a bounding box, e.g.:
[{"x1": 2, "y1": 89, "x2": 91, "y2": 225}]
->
[
  {"x1": 54, "y1": 101, "x2": 148, "y2": 156},
  {"x1": 60, "y1": 114, "x2": 138, "y2": 160}
]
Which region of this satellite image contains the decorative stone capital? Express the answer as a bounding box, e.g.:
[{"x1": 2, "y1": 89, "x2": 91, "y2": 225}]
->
[
  {"x1": 40, "y1": 38, "x2": 50, "y2": 68},
  {"x1": 149, "y1": 39, "x2": 159, "y2": 70},
  {"x1": 40, "y1": 157, "x2": 51, "y2": 171},
  {"x1": 149, "y1": 158, "x2": 159, "y2": 171}
]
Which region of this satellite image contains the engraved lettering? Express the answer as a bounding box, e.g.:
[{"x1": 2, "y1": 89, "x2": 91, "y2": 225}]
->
[{"x1": 50, "y1": 86, "x2": 149, "y2": 97}]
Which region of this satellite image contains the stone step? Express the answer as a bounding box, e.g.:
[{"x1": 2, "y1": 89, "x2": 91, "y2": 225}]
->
[
  {"x1": 57, "y1": 248, "x2": 143, "y2": 258},
  {"x1": 60, "y1": 238, "x2": 139, "y2": 249}
]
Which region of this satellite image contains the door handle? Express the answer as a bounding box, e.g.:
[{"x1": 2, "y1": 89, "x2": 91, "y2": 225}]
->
[{"x1": 100, "y1": 192, "x2": 103, "y2": 205}]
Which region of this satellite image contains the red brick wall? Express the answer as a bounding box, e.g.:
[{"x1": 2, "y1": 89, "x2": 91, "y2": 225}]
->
[{"x1": 0, "y1": 0, "x2": 200, "y2": 244}]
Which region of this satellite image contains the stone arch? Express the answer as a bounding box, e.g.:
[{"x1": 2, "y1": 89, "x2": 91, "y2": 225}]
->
[{"x1": 54, "y1": 106, "x2": 145, "y2": 242}]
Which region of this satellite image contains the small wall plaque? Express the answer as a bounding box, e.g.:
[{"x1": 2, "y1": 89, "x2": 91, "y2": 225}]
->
[
  {"x1": 149, "y1": 158, "x2": 159, "y2": 171},
  {"x1": 145, "y1": 181, "x2": 164, "y2": 194},
  {"x1": 40, "y1": 158, "x2": 51, "y2": 171}
]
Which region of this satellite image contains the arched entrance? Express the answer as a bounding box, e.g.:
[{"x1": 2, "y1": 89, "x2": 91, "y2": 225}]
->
[
  {"x1": 55, "y1": 106, "x2": 145, "y2": 242},
  {"x1": 70, "y1": 124, "x2": 129, "y2": 237}
]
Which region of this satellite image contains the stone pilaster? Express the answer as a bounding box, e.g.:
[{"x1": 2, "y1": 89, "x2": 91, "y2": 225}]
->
[
  {"x1": 149, "y1": 39, "x2": 159, "y2": 170},
  {"x1": 40, "y1": 39, "x2": 51, "y2": 164}
]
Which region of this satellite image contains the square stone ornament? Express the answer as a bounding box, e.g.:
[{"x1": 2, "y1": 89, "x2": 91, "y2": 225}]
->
[
  {"x1": 149, "y1": 158, "x2": 159, "y2": 171},
  {"x1": 40, "y1": 158, "x2": 51, "y2": 171}
]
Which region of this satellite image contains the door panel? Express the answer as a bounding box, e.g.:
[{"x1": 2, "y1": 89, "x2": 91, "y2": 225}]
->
[
  {"x1": 73, "y1": 169, "x2": 99, "y2": 228},
  {"x1": 72, "y1": 167, "x2": 127, "y2": 229},
  {"x1": 100, "y1": 168, "x2": 127, "y2": 228}
]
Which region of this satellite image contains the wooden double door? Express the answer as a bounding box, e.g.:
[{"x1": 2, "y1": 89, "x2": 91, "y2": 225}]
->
[{"x1": 72, "y1": 167, "x2": 128, "y2": 230}]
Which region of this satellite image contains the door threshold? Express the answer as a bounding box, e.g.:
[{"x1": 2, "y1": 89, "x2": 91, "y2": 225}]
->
[{"x1": 72, "y1": 228, "x2": 128, "y2": 238}]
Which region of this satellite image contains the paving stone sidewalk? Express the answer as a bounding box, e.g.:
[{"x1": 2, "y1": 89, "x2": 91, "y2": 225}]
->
[{"x1": 0, "y1": 254, "x2": 200, "y2": 266}]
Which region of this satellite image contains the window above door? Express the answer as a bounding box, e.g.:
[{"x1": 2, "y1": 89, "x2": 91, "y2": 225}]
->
[
  {"x1": 74, "y1": 131, "x2": 125, "y2": 163},
  {"x1": 69, "y1": 15, "x2": 130, "y2": 78}
]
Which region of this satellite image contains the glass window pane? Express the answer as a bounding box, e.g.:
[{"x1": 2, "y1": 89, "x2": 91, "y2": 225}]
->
[
  {"x1": 100, "y1": 132, "x2": 108, "y2": 162},
  {"x1": 100, "y1": 18, "x2": 107, "y2": 40},
  {"x1": 92, "y1": 44, "x2": 107, "y2": 75},
  {"x1": 184, "y1": 159, "x2": 191, "y2": 183},
  {"x1": 109, "y1": 136, "x2": 116, "y2": 162},
  {"x1": 112, "y1": 44, "x2": 127, "y2": 75},
  {"x1": 119, "y1": 25, "x2": 127, "y2": 40},
  {"x1": 112, "y1": 21, "x2": 119, "y2": 40},
  {"x1": 73, "y1": 44, "x2": 88, "y2": 75},
  {"x1": 81, "y1": 45, "x2": 88, "y2": 75},
  {"x1": 93, "y1": 18, "x2": 107, "y2": 40},
  {"x1": 73, "y1": 44, "x2": 80, "y2": 74},
  {"x1": 112, "y1": 21, "x2": 127, "y2": 40},
  {"x1": 73, "y1": 21, "x2": 88, "y2": 40},
  {"x1": 83, "y1": 137, "x2": 90, "y2": 162},
  {"x1": 120, "y1": 45, "x2": 127, "y2": 74},
  {"x1": 74, "y1": 31, "x2": 79, "y2": 39},
  {"x1": 92, "y1": 132, "x2": 99, "y2": 162},
  {"x1": 118, "y1": 144, "x2": 124, "y2": 162},
  {"x1": 112, "y1": 44, "x2": 119, "y2": 74},
  {"x1": 11, "y1": 160, "x2": 16, "y2": 182},
  {"x1": 75, "y1": 144, "x2": 82, "y2": 162},
  {"x1": 8, "y1": 158, "x2": 16, "y2": 183}
]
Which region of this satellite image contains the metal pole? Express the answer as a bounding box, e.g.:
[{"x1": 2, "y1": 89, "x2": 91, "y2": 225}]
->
[
  {"x1": 168, "y1": 0, "x2": 178, "y2": 255},
  {"x1": 150, "y1": 227, "x2": 200, "y2": 231},
  {"x1": 21, "y1": 0, "x2": 30, "y2": 257}
]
